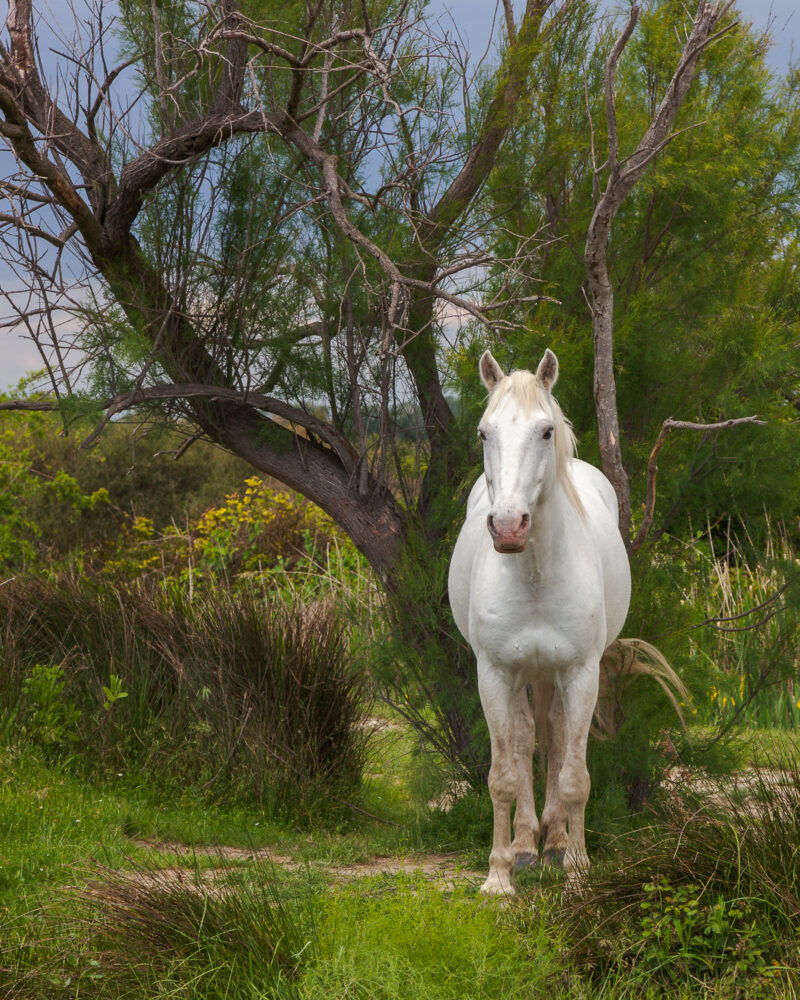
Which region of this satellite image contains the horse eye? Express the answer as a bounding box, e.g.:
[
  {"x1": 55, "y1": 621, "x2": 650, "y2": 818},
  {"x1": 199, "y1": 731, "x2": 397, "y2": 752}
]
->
[{"x1": 542, "y1": 427, "x2": 553, "y2": 441}]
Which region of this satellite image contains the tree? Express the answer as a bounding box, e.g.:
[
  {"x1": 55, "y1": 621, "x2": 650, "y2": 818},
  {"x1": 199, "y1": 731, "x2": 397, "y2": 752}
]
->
[
  {"x1": 4, "y1": 0, "x2": 797, "y2": 778},
  {"x1": 0, "y1": 0, "x2": 569, "y2": 580},
  {"x1": 478, "y1": 0, "x2": 800, "y2": 549}
]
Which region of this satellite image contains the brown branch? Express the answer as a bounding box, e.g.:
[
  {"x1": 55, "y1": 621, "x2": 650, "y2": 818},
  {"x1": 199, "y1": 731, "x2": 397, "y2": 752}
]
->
[
  {"x1": 0, "y1": 81, "x2": 104, "y2": 247},
  {"x1": 0, "y1": 212, "x2": 72, "y2": 248},
  {"x1": 631, "y1": 414, "x2": 766, "y2": 554},
  {"x1": 0, "y1": 398, "x2": 59, "y2": 411},
  {"x1": 586, "y1": 1, "x2": 738, "y2": 550},
  {"x1": 420, "y1": 0, "x2": 555, "y2": 249},
  {"x1": 104, "y1": 108, "x2": 280, "y2": 241},
  {"x1": 2, "y1": 0, "x2": 113, "y2": 208},
  {"x1": 0, "y1": 383, "x2": 359, "y2": 471},
  {"x1": 604, "y1": 4, "x2": 640, "y2": 180},
  {"x1": 79, "y1": 384, "x2": 358, "y2": 468}
]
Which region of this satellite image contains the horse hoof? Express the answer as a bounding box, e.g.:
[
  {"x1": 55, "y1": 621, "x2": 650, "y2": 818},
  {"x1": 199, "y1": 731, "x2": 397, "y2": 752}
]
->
[
  {"x1": 541, "y1": 849, "x2": 566, "y2": 868},
  {"x1": 479, "y1": 873, "x2": 516, "y2": 896},
  {"x1": 513, "y1": 852, "x2": 539, "y2": 873}
]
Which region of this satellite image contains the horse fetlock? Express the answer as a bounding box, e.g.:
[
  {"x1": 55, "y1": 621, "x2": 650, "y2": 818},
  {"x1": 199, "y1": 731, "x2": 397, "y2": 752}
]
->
[{"x1": 488, "y1": 846, "x2": 514, "y2": 873}]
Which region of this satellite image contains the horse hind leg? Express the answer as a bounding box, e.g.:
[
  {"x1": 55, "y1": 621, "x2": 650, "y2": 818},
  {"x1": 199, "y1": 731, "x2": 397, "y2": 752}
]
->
[
  {"x1": 558, "y1": 664, "x2": 599, "y2": 872},
  {"x1": 536, "y1": 680, "x2": 568, "y2": 865},
  {"x1": 510, "y1": 685, "x2": 539, "y2": 872}
]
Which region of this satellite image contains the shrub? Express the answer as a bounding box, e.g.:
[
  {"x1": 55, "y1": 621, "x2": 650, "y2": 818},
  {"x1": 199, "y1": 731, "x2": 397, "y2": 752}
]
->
[
  {"x1": 1, "y1": 857, "x2": 317, "y2": 1000},
  {"x1": 101, "y1": 476, "x2": 365, "y2": 598},
  {"x1": 0, "y1": 576, "x2": 368, "y2": 810},
  {"x1": 560, "y1": 757, "x2": 800, "y2": 992}
]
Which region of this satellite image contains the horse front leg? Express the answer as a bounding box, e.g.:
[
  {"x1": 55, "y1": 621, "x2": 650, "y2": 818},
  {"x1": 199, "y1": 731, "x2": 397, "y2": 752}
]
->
[
  {"x1": 478, "y1": 660, "x2": 517, "y2": 895},
  {"x1": 510, "y1": 685, "x2": 540, "y2": 871},
  {"x1": 557, "y1": 663, "x2": 600, "y2": 872}
]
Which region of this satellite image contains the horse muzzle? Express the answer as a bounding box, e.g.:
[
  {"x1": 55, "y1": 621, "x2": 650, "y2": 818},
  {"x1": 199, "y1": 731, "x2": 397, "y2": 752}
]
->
[{"x1": 487, "y1": 511, "x2": 530, "y2": 553}]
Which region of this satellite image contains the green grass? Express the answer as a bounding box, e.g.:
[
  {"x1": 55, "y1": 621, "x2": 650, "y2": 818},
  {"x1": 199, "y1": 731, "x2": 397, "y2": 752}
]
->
[
  {"x1": 302, "y1": 879, "x2": 560, "y2": 1000},
  {"x1": 3, "y1": 719, "x2": 800, "y2": 999}
]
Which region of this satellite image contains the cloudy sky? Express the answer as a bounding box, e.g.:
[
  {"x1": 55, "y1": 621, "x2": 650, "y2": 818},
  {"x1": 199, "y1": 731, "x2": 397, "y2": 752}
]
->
[{"x1": 1, "y1": 0, "x2": 797, "y2": 390}]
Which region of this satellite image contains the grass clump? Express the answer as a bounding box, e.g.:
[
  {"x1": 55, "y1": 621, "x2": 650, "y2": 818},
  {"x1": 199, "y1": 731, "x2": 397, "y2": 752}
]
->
[
  {"x1": 1, "y1": 857, "x2": 317, "y2": 1000},
  {"x1": 0, "y1": 575, "x2": 368, "y2": 812},
  {"x1": 558, "y1": 756, "x2": 800, "y2": 995}
]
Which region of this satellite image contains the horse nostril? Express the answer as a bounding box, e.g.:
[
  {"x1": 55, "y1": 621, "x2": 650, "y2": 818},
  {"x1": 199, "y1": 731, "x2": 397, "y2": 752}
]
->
[
  {"x1": 487, "y1": 514, "x2": 497, "y2": 537},
  {"x1": 520, "y1": 513, "x2": 530, "y2": 530}
]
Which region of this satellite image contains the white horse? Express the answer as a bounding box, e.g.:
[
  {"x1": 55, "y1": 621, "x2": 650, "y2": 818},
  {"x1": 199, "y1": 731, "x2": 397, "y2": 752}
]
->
[{"x1": 448, "y1": 348, "x2": 631, "y2": 895}]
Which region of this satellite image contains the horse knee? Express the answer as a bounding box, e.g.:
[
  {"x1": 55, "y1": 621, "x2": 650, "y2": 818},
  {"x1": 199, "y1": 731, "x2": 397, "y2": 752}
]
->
[
  {"x1": 488, "y1": 761, "x2": 517, "y2": 803},
  {"x1": 558, "y1": 761, "x2": 589, "y2": 807}
]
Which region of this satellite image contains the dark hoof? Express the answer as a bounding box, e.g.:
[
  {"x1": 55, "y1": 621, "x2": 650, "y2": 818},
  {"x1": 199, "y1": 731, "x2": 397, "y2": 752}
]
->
[
  {"x1": 541, "y1": 849, "x2": 566, "y2": 868},
  {"x1": 513, "y1": 852, "x2": 539, "y2": 873}
]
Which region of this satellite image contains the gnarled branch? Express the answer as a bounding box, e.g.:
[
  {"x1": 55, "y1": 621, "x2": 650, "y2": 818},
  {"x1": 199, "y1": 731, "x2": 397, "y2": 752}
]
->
[{"x1": 631, "y1": 414, "x2": 766, "y2": 554}]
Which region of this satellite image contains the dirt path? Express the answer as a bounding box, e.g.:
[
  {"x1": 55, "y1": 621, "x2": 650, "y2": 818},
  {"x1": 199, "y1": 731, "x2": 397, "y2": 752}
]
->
[{"x1": 119, "y1": 836, "x2": 483, "y2": 894}]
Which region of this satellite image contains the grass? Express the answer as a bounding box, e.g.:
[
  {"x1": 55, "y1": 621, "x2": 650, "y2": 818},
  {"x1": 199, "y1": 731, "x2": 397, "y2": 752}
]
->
[
  {"x1": 0, "y1": 575, "x2": 369, "y2": 810},
  {"x1": 3, "y1": 723, "x2": 800, "y2": 999},
  {"x1": 302, "y1": 879, "x2": 560, "y2": 1000}
]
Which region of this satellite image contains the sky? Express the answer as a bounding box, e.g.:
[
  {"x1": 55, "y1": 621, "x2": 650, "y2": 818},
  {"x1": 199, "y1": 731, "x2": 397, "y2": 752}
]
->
[{"x1": 0, "y1": 0, "x2": 797, "y2": 391}]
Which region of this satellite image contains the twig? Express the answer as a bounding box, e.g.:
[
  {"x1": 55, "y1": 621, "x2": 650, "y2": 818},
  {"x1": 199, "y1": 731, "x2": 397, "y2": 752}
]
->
[{"x1": 631, "y1": 414, "x2": 766, "y2": 553}]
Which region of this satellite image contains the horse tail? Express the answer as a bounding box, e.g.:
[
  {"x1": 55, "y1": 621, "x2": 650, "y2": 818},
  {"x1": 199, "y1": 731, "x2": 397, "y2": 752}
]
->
[{"x1": 592, "y1": 638, "x2": 689, "y2": 740}]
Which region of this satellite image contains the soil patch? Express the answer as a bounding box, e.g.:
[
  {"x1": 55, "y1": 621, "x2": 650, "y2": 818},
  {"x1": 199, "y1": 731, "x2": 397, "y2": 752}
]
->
[{"x1": 124, "y1": 836, "x2": 482, "y2": 892}]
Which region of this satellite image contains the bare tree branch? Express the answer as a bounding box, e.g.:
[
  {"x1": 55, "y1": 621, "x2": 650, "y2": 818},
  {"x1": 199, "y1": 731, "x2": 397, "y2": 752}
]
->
[
  {"x1": 585, "y1": 0, "x2": 737, "y2": 549},
  {"x1": 631, "y1": 414, "x2": 766, "y2": 554}
]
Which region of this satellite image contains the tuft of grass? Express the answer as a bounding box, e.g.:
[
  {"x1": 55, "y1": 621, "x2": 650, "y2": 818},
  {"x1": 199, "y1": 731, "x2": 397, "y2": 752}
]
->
[
  {"x1": 1, "y1": 856, "x2": 318, "y2": 1000},
  {"x1": 681, "y1": 519, "x2": 800, "y2": 732},
  {"x1": 0, "y1": 575, "x2": 369, "y2": 812},
  {"x1": 558, "y1": 752, "x2": 800, "y2": 993}
]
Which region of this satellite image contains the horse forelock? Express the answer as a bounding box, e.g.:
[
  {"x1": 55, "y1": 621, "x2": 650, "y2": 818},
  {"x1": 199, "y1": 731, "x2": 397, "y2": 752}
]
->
[{"x1": 483, "y1": 371, "x2": 583, "y2": 515}]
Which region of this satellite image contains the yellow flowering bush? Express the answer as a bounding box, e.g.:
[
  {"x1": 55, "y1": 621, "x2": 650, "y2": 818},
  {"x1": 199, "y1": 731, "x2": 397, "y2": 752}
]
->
[{"x1": 103, "y1": 477, "x2": 364, "y2": 593}]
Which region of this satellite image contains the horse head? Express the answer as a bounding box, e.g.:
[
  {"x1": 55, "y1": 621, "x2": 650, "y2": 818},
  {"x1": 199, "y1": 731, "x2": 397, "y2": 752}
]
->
[{"x1": 477, "y1": 348, "x2": 576, "y2": 553}]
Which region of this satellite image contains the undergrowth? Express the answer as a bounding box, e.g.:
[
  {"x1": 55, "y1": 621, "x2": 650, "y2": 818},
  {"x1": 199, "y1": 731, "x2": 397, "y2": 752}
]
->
[
  {"x1": 0, "y1": 575, "x2": 368, "y2": 811},
  {"x1": 557, "y1": 754, "x2": 800, "y2": 995}
]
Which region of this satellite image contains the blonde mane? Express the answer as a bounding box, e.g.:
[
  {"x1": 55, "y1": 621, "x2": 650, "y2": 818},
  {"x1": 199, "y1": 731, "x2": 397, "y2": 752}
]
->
[{"x1": 484, "y1": 370, "x2": 583, "y2": 514}]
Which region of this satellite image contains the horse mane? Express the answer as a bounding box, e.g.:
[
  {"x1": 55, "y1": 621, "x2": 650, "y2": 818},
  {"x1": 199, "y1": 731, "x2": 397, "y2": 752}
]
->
[{"x1": 484, "y1": 370, "x2": 584, "y2": 515}]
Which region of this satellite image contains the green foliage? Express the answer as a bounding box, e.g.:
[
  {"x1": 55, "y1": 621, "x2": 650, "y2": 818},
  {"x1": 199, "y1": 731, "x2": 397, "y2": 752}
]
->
[
  {"x1": 369, "y1": 509, "x2": 489, "y2": 790},
  {"x1": 20, "y1": 664, "x2": 81, "y2": 750},
  {"x1": 560, "y1": 758, "x2": 800, "y2": 992},
  {"x1": 0, "y1": 408, "x2": 254, "y2": 571},
  {"x1": 634, "y1": 876, "x2": 769, "y2": 979},
  {"x1": 0, "y1": 413, "x2": 111, "y2": 569},
  {"x1": 103, "y1": 475, "x2": 365, "y2": 597},
  {"x1": 676, "y1": 521, "x2": 800, "y2": 733},
  {"x1": 0, "y1": 576, "x2": 369, "y2": 811},
  {"x1": 477, "y1": 0, "x2": 800, "y2": 542}
]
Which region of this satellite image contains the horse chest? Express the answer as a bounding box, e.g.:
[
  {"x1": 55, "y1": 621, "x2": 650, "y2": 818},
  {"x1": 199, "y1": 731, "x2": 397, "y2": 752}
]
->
[{"x1": 470, "y1": 569, "x2": 602, "y2": 676}]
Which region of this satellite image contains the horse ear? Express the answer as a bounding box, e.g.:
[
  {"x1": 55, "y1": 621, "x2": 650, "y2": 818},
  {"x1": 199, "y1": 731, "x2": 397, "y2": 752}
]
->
[
  {"x1": 479, "y1": 350, "x2": 505, "y2": 392},
  {"x1": 535, "y1": 348, "x2": 559, "y2": 391}
]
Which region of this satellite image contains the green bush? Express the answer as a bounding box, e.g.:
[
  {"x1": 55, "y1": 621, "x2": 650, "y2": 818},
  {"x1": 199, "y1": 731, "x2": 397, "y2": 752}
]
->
[
  {"x1": 0, "y1": 408, "x2": 255, "y2": 571},
  {"x1": 0, "y1": 576, "x2": 368, "y2": 811},
  {"x1": 560, "y1": 758, "x2": 800, "y2": 992}
]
